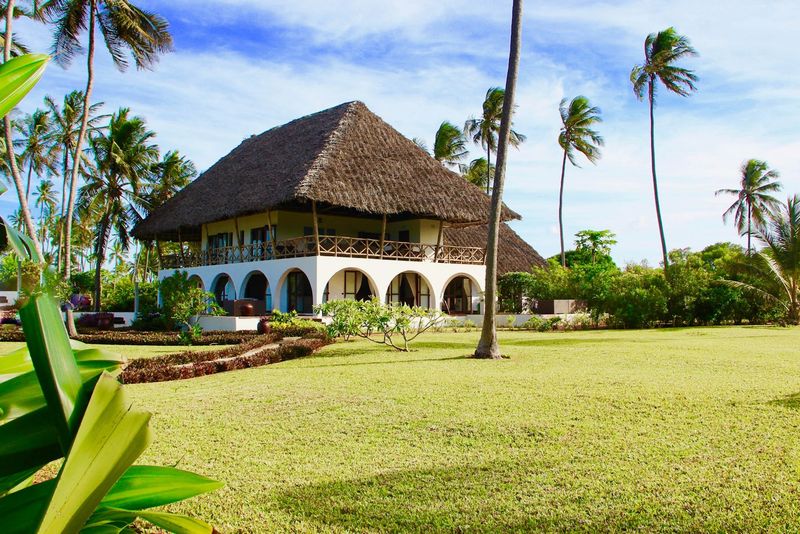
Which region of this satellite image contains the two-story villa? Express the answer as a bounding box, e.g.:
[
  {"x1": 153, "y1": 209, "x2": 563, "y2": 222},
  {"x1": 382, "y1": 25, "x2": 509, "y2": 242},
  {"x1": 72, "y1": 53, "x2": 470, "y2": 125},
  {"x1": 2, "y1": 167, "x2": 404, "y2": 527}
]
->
[{"x1": 133, "y1": 101, "x2": 541, "y2": 316}]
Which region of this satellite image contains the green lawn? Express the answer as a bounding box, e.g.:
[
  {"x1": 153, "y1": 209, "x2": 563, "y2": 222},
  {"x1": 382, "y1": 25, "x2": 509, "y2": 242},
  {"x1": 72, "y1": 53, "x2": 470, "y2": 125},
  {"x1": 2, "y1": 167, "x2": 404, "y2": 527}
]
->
[
  {"x1": 21, "y1": 328, "x2": 800, "y2": 531},
  {"x1": 0, "y1": 342, "x2": 231, "y2": 360}
]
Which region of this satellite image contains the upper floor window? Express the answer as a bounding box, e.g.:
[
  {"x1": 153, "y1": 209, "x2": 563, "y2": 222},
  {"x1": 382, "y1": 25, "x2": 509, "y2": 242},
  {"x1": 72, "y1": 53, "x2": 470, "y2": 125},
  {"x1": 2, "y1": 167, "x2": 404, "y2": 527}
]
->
[{"x1": 250, "y1": 226, "x2": 277, "y2": 243}]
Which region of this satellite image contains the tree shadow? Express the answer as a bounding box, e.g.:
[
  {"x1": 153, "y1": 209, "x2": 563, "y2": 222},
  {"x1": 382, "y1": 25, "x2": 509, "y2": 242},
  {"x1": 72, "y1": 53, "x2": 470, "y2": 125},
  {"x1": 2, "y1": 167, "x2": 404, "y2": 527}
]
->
[
  {"x1": 274, "y1": 463, "x2": 685, "y2": 532},
  {"x1": 769, "y1": 392, "x2": 800, "y2": 410}
]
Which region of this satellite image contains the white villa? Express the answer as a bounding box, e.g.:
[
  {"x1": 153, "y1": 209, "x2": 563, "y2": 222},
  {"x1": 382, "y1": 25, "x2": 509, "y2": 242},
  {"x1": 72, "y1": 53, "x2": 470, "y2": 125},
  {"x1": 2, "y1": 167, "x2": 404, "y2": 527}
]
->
[{"x1": 133, "y1": 101, "x2": 544, "y2": 317}]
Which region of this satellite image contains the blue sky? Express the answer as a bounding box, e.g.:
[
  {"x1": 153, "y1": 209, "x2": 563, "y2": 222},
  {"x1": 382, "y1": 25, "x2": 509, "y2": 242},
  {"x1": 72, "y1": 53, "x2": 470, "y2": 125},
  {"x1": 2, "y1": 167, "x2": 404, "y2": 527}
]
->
[{"x1": 7, "y1": 0, "x2": 800, "y2": 264}]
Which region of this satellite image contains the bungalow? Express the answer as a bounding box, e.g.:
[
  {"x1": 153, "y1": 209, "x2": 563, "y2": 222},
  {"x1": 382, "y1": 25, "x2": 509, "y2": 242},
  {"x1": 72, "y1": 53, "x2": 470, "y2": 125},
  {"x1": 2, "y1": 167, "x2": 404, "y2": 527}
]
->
[{"x1": 133, "y1": 101, "x2": 545, "y2": 316}]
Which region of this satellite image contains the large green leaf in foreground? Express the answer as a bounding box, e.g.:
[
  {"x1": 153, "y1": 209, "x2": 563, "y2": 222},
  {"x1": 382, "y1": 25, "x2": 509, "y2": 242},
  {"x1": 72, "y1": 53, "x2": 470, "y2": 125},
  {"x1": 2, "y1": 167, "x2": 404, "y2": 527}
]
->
[{"x1": 0, "y1": 54, "x2": 49, "y2": 118}]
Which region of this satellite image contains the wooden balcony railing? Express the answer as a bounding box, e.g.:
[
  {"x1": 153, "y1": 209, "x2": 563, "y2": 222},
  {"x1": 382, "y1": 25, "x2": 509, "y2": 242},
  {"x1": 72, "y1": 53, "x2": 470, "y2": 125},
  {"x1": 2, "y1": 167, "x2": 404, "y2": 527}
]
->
[{"x1": 162, "y1": 236, "x2": 486, "y2": 269}]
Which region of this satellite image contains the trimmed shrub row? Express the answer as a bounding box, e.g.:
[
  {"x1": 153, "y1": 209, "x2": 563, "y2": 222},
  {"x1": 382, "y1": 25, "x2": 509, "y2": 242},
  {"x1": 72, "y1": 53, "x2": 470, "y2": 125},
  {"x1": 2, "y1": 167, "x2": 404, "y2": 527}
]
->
[
  {"x1": 120, "y1": 334, "x2": 330, "y2": 384},
  {"x1": 0, "y1": 328, "x2": 262, "y2": 345}
]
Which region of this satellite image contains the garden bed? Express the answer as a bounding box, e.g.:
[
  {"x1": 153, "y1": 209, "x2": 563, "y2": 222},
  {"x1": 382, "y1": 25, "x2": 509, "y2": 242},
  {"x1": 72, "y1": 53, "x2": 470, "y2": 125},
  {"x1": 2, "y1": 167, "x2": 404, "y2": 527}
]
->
[{"x1": 120, "y1": 332, "x2": 331, "y2": 384}]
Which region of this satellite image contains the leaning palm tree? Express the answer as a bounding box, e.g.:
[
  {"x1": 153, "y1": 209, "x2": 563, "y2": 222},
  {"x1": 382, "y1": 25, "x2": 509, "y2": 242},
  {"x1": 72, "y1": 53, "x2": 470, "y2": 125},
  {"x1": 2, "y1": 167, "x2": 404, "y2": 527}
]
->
[
  {"x1": 34, "y1": 177, "x2": 58, "y2": 251},
  {"x1": 2, "y1": 0, "x2": 42, "y2": 256},
  {"x1": 20, "y1": 108, "x2": 58, "y2": 201},
  {"x1": 44, "y1": 90, "x2": 106, "y2": 272},
  {"x1": 557, "y1": 96, "x2": 603, "y2": 267},
  {"x1": 79, "y1": 108, "x2": 158, "y2": 311},
  {"x1": 42, "y1": 0, "x2": 172, "y2": 333},
  {"x1": 631, "y1": 27, "x2": 697, "y2": 273},
  {"x1": 132, "y1": 149, "x2": 196, "y2": 271},
  {"x1": 464, "y1": 86, "x2": 525, "y2": 194},
  {"x1": 474, "y1": 0, "x2": 523, "y2": 360},
  {"x1": 433, "y1": 121, "x2": 468, "y2": 169},
  {"x1": 728, "y1": 195, "x2": 800, "y2": 325},
  {"x1": 715, "y1": 159, "x2": 782, "y2": 255}
]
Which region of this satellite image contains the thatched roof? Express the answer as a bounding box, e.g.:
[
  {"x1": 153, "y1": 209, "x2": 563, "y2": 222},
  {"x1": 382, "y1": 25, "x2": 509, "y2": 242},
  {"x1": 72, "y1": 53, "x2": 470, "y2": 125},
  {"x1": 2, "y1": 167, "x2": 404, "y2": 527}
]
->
[
  {"x1": 444, "y1": 223, "x2": 547, "y2": 276},
  {"x1": 133, "y1": 101, "x2": 519, "y2": 241}
]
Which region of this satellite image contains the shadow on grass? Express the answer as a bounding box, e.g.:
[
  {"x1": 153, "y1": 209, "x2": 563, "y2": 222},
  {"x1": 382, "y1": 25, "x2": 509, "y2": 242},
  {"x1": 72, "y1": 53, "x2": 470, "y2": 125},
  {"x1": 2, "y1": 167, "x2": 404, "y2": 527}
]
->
[
  {"x1": 769, "y1": 392, "x2": 800, "y2": 410},
  {"x1": 275, "y1": 464, "x2": 661, "y2": 532},
  {"x1": 284, "y1": 354, "x2": 470, "y2": 370},
  {"x1": 500, "y1": 337, "x2": 632, "y2": 348}
]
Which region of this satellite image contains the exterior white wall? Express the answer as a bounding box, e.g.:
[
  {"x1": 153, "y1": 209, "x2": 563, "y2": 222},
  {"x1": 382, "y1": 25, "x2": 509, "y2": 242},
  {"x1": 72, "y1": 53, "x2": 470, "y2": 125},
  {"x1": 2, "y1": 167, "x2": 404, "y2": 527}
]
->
[
  {"x1": 197, "y1": 315, "x2": 261, "y2": 332},
  {"x1": 159, "y1": 256, "x2": 485, "y2": 314}
]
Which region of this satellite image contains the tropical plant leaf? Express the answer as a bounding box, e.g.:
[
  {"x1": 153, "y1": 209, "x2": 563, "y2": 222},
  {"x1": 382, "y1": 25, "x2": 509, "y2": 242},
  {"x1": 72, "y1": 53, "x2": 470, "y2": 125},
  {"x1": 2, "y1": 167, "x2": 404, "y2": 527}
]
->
[
  {"x1": 0, "y1": 53, "x2": 49, "y2": 118},
  {"x1": 37, "y1": 372, "x2": 152, "y2": 533},
  {"x1": 0, "y1": 407, "x2": 61, "y2": 477},
  {"x1": 0, "y1": 353, "x2": 123, "y2": 423},
  {"x1": 0, "y1": 475, "x2": 53, "y2": 534},
  {"x1": 100, "y1": 465, "x2": 222, "y2": 511},
  {"x1": 0, "y1": 466, "x2": 42, "y2": 497},
  {"x1": 136, "y1": 509, "x2": 214, "y2": 533},
  {"x1": 19, "y1": 294, "x2": 85, "y2": 452},
  {"x1": 0, "y1": 217, "x2": 36, "y2": 262}
]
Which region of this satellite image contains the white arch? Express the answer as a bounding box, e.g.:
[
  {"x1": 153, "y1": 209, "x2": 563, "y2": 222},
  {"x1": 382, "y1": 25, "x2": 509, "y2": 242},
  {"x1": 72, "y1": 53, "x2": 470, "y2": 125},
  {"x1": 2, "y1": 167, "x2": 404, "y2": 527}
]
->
[
  {"x1": 210, "y1": 272, "x2": 236, "y2": 303},
  {"x1": 440, "y1": 272, "x2": 483, "y2": 314},
  {"x1": 239, "y1": 269, "x2": 271, "y2": 299},
  {"x1": 384, "y1": 270, "x2": 437, "y2": 309},
  {"x1": 321, "y1": 267, "x2": 379, "y2": 302},
  {"x1": 276, "y1": 267, "x2": 315, "y2": 313},
  {"x1": 187, "y1": 274, "x2": 204, "y2": 291}
]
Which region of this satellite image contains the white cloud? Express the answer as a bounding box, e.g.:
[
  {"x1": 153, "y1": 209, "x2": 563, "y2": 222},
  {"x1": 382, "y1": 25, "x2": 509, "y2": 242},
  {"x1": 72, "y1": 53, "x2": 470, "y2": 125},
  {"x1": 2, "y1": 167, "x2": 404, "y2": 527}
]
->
[{"x1": 7, "y1": 1, "x2": 800, "y2": 266}]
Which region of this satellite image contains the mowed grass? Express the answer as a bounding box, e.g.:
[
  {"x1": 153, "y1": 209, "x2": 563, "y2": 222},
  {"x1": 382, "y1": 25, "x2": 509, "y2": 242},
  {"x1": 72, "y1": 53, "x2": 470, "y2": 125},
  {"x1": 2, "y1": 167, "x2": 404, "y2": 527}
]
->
[
  {"x1": 0, "y1": 342, "x2": 231, "y2": 360},
  {"x1": 29, "y1": 327, "x2": 800, "y2": 531}
]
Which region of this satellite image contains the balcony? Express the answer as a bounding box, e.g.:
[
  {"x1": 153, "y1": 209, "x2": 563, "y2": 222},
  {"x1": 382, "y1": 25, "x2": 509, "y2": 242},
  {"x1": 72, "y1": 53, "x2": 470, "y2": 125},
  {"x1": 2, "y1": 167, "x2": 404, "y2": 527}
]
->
[{"x1": 162, "y1": 235, "x2": 486, "y2": 269}]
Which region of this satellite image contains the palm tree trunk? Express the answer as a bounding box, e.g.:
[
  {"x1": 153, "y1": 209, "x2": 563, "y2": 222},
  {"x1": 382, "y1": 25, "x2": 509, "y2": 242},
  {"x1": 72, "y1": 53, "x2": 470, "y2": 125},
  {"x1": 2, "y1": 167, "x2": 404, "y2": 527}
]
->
[
  {"x1": 25, "y1": 161, "x2": 33, "y2": 202},
  {"x1": 746, "y1": 202, "x2": 752, "y2": 256},
  {"x1": 93, "y1": 216, "x2": 108, "y2": 313},
  {"x1": 474, "y1": 0, "x2": 523, "y2": 359},
  {"x1": 2, "y1": 1, "x2": 43, "y2": 259},
  {"x1": 57, "y1": 151, "x2": 69, "y2": 273},
  {"x1": 485, "y1": 146, "x2": 491, "y2": 195},
  {"x1": 648, "y1": 80, "x2": 669, "y2": 275},
  {"x1": 559, "y1": 148, "x2": 568, "y2": 267},
  {"x1": 63, "y1": 0, "x2": 96, "y2": 336}
]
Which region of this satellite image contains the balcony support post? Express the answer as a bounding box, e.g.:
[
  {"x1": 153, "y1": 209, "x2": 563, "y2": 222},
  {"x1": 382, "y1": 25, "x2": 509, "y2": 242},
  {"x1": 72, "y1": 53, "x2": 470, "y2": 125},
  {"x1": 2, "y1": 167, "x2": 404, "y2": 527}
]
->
[
  {"x1": 312, "y1": 200, "x2": 320, "y2": 255},
  {"x1": 380, "y1": 214, "x2": 387, "y2": 259},
  {"x1": 434, "y1": 220, "x2": 444, "y2": 262},
  {"x1": 178, "y1": 227, "x2": 185, "y2": 266},
  {"x1": 265, "y1": 209, "x2": 273, "y2": 259}
]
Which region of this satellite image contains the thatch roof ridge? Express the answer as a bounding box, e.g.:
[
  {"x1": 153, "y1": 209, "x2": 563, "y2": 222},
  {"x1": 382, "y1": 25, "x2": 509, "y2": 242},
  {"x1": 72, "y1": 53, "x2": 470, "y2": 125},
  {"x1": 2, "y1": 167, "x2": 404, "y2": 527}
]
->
[{"x1": 133, "y1": 100, "x2": 519, "y2": 241}]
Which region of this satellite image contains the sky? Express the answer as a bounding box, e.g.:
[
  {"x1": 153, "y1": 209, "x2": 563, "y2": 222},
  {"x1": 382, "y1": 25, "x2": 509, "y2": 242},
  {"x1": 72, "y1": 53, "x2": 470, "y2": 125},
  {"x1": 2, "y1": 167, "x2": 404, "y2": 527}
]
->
[{"x1": 6, "y1": 0, "x2": 800, "y2": 265}]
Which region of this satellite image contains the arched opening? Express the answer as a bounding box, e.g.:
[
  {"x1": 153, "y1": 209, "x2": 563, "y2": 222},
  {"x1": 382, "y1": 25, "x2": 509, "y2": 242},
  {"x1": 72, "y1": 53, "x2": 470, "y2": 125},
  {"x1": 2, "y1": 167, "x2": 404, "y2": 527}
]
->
[
  {"x1": 385, "y1": 272, "x2": 432, "y2": 308},
  {"x1": 323, "y1": 269, "x2": 376, "y2": 303},
  {"x1": 284, "y1": 269, "x2": 313, "y2": 314},
  {"x1": 212, "y1": 274, "x2": 235, "y2": 306},
  {"x1": 241, "y1": 271, "x2": 272, "y2": 314},
  {"x1": 188, "y1": 275, "x2": 204, "y2": 290},
  {"x1": 442, "y1": 275, "x2": 476, "y2": 315}
]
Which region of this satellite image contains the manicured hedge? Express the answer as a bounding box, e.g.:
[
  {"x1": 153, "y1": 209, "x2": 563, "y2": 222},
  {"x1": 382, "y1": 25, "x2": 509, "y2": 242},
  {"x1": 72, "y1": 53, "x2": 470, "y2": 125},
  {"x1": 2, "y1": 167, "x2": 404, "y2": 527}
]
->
[
  {"x1": 120, "y1": 334, "x2": 331, "y2": 384},
  {"x1": 0, "y1": 328, "x2": 262, "y2": 345}
]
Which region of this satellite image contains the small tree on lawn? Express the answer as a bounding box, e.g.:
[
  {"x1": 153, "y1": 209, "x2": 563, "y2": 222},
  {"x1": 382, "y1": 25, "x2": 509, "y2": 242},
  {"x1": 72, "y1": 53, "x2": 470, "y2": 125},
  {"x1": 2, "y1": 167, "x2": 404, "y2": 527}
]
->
[{"x1": 316, "y1": 298, "x2": 443, "y2": 352}]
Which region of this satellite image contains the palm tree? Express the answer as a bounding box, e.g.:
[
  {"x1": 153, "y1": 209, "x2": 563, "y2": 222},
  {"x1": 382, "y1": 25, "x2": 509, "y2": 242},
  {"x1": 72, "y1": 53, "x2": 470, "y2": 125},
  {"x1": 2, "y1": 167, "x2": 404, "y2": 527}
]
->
[
  {"x1": 411, "y1": 137, "x2": 429, "y2": 154},
  {"x1": 44, "y1": 90, "x2": 106, "y2": 272},
  {"x1": 34, "y1": 177, "x2": 58, "y2": 251},
  {"x1": 133, "y1": 149, "x2": 196, "y2": 271},
  {"x1": 474, "y1": 0, "x2": 523, "y2": 360},
  {"x1": 631, "y1": 27, "x2": 697, "y2": 273},
  {"x1": 557, "y1": 96, "x2": 604, "y2": 267},
  {"x1": 715, "y1": 159, "x2": 782, "y2": 255},
  {"x1": 433, "y1": 121, "x2": 468, "y2": 169},
  {"x1": 460, "y1": 157, "x2": 494, "y2": 190},
  {"x1": 729, "y1": 196, "x2": 800, "y2": 325},
  {"x1": 20, "y1": 108, "x2": 58, "y2": 201},
  {"x1": 2, "y1": 0, "x2": 42, "y2": 256},
  {"x1": 464, "y1": 86, "x2": 525, "y2": 194},
  {"x1": 43, "y1": 0, "x2": 172, "y2": 333},
  {"x1": 79, "y1": 108, "x2": 158, "y2": 311}
]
